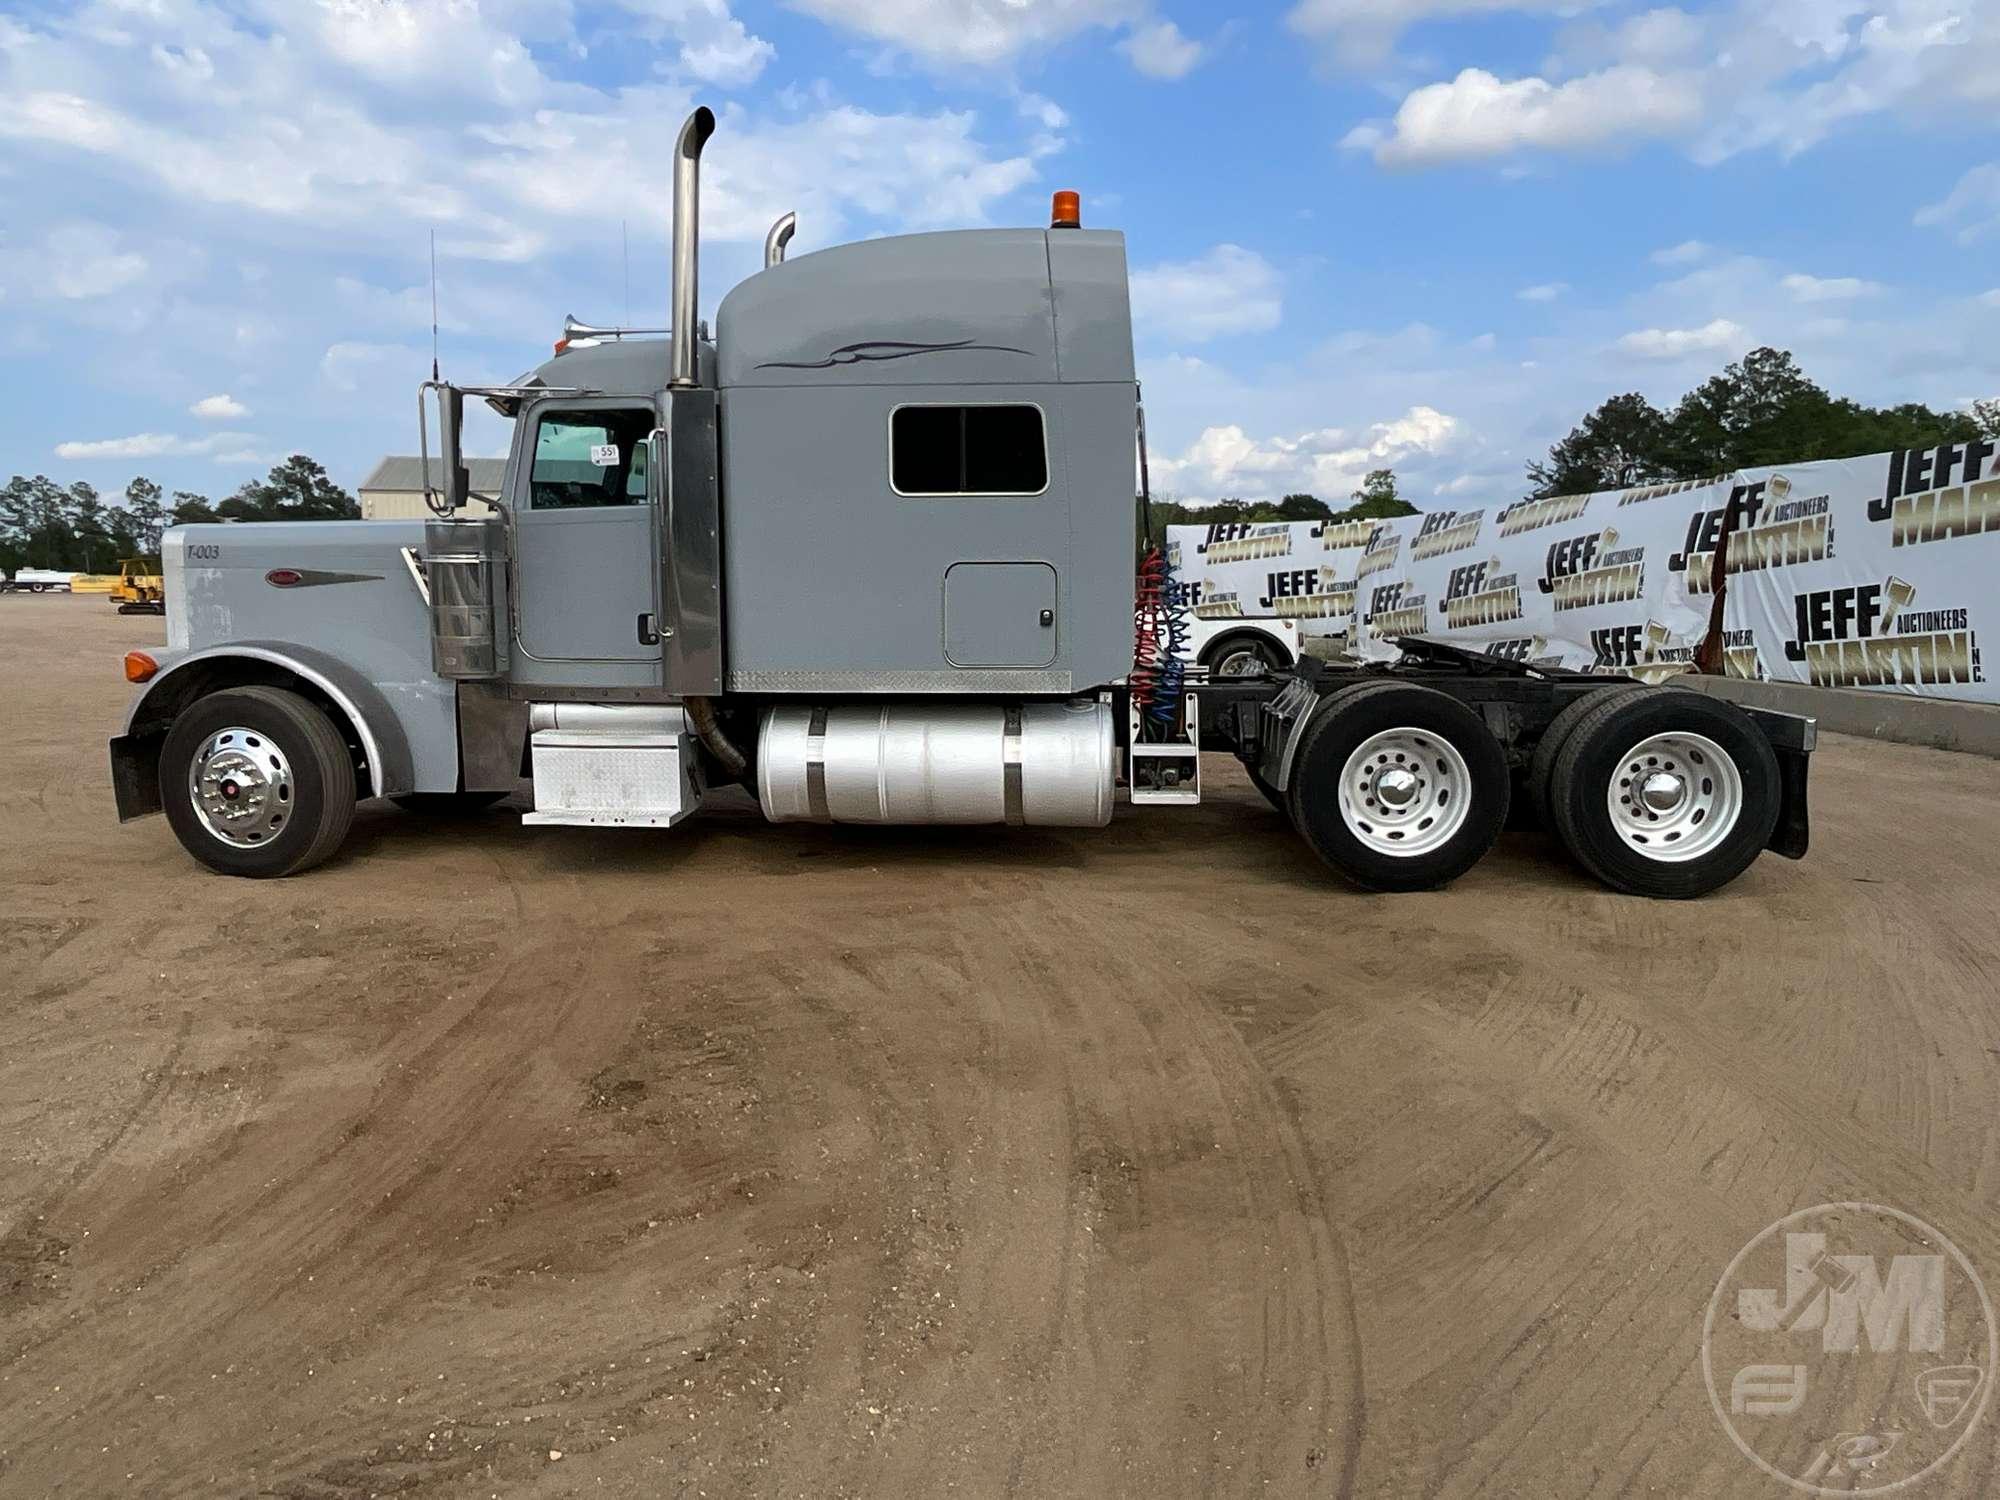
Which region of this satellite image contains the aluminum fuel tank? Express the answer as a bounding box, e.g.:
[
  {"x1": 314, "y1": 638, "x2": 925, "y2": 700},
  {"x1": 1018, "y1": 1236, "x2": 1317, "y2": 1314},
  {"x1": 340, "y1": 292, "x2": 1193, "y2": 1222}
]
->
[{"x1": 756, "y1": 701, "x2": 1115, "y2": 827}]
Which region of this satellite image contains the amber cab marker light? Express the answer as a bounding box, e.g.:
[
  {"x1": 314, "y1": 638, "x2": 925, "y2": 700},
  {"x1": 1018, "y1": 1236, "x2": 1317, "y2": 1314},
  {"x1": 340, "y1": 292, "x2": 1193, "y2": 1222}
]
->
[
  {"x1": 1051, "y1": 190, "x2": 1081, "y2": 229},
  {"x1": 123, "y1": 651, "x2": 158, "y2": 684}
]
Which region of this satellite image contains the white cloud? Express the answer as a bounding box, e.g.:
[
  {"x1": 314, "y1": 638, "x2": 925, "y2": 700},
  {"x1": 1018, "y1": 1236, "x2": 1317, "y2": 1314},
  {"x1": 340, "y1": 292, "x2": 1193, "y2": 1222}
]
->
[
  {"x1": 1287, "y1": 0, "x2": 1571, "y2": 70},
  {"x1": 0, "y1": 6, "x2": 1045, "y2": 273},
  {"x1": 786, "y1": 0, "x2": 1137, "y2": 68},
  {"x1": 627, "y1": 0, "x2": 777, "y2": 86},
  {"x1": 54, "y1": 431, "x2": 255, "y2": 461},
  {"x1": 1152, "y1": 405, "x2": 1461, "y2": 504},
  {"x1": 40, "y1": 224, "x2": 148, "y2": 300},
  {"x1": 1349, "y1": 66, "x2": 1701, "y2": 167},
  {"x1": 1120, "y1": 19, "x2": 1204, "y2": 79},
  {"x1": 1651, "y1": 239, "x2": 1709, "y2": 266},
  {"x1": 1130, "y1": 245, "x2": 1281, "y2": 343},
  {"x1": 788, "y1": 0, "x2": 1199, "y2": 80},
  {"x1": 320, "y1": 341, "x2": 427, "y2": 394},
  {"x1": 1345, "y1": 1, "x2": 2000, "y2": 172},
  {"x1": 1135, "y1": 252, "x2": 2000, "y2": 512},
  {"x1": 1780, "y1": 273, "x2": 1884, "y2": 303},
  {"x1": 1516, "y1": 282, "x2": 1567, "y2": 302},
  {"x1": 190, "y1": 393, "x2": 248, "y2": 420},
  {"x1": 1981, "y1": 289, "x2": 2000, "y2": 309},
  {"x1": 1616, "y1": 317, "x2": 1745, "y2": 361},
  {"x1": 1916, "y1": 164, "x2": 2000, "y2": 246}
]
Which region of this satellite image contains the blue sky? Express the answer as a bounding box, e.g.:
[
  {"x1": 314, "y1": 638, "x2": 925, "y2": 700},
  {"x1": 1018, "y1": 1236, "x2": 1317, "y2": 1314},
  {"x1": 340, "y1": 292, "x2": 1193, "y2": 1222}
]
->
[{"x1": 1, "y1": 0, "x2": 1995, "y2": 509}]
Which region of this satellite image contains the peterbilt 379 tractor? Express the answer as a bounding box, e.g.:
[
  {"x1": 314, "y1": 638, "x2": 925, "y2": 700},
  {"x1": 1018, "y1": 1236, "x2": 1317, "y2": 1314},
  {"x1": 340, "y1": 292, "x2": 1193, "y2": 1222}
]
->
[{"x1": 108, "y1": 107, "x2": 1813, "y2": 898}]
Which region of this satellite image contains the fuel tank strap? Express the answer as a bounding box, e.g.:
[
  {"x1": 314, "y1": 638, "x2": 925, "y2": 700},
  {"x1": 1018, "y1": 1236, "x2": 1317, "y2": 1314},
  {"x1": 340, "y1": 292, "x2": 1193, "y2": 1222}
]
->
[
  {"x1": 1003, "y1": 707, "x2": 1025, "y2": 826},
  {"x1": 805, "y1": 707, "x2": 831, "y2": 822}
]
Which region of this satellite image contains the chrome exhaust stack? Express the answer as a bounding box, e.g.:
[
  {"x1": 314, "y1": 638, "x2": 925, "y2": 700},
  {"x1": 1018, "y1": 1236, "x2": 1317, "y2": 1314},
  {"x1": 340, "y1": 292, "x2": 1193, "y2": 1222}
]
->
[
  {"x1": 670, "y1": 105, "x2": 716, "y2": 389},
  {"x1": 764, "y1": 211, "x2": 796, "y2": 268}
]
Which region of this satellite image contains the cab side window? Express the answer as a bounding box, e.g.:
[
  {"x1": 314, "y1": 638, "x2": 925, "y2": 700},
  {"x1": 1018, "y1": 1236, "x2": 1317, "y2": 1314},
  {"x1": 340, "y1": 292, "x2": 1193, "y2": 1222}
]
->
[
  {"x1": 891, "y1": 404, "x2": 1047, "y2": 496},
  {"x1": 529, "y1": 408, "x2": 656, "y2": 509}
]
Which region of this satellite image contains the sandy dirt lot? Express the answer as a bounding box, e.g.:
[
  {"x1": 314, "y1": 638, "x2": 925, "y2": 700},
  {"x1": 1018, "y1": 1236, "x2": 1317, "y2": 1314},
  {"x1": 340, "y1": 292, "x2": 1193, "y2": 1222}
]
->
[{"x1": 2, "y1": 593, "x2": 1998, "y2": 1498}]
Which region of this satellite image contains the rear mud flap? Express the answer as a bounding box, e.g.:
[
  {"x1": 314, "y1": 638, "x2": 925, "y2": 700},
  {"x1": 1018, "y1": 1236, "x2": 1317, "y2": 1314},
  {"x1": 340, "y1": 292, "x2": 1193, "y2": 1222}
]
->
[{"x1": 1769, "y1": 745, "x2": 1811, "y2": 860}]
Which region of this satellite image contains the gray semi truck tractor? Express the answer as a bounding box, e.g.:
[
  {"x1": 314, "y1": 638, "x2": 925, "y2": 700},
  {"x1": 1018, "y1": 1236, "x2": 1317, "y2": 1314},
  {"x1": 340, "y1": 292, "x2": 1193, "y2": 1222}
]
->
[{"x1": 108, "y1": 107, "x2": 1813, "y2": 897}]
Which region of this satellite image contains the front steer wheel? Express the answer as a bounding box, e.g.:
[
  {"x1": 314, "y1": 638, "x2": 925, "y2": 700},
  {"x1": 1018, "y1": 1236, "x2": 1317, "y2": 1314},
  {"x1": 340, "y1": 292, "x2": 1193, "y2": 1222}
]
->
[
  {"x1": 1287, "y1": 681, "x2": 1510, "y2": 892},
  {"x1": 159, "y1": 686, "x2": 358, "y2": 878}
]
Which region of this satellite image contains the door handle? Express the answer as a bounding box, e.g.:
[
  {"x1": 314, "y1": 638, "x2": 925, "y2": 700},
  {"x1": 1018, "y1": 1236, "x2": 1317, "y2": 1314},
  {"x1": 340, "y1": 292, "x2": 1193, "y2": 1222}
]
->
[
  {"x1": 637, "y1": 611, "x2": 660, "y2": 645},
  {"x1": 1039, "y1": 609, "x2": 1054, "y2": 627}
]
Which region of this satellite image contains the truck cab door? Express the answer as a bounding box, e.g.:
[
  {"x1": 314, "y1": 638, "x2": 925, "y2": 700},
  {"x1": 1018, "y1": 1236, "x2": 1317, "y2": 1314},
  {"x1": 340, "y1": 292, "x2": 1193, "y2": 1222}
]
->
[{"x1": 509, "y1": 398, "x2": 663, "y2": 670}]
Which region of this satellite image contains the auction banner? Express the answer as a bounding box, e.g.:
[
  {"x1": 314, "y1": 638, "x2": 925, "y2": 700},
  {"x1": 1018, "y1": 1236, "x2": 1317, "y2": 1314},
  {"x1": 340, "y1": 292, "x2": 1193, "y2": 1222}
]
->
[
  {"x1": 1720, "y1": 442, "x2": 1996, "y2": 700},
  {"x1": 1167, "y1": 520, "x2": 1372, "y2": 649},
  {"x1": 1347, "y1": 475, "x2": 1728, "y2": 679},
  {"x1": 1165, "y1": 439, "x2": 1999, "y2": 706}
]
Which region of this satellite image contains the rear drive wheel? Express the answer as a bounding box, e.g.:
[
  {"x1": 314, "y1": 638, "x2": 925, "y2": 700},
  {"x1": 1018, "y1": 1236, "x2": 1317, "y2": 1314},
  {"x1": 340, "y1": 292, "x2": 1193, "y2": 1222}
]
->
[
  {"x1": 1547, "y1": 687, "x2": 1778, "y2": 898},
  {"x1": 1526, "y1": 682, "x2": 1643, "y2": 831},
  {"x1": 160, "y1": 686, "x2": 357, "y2": 878},
  {"x1": 1204, "y1": 633, "x2": 1288, "y2": 679},
  {"x1": 391, "y1": 791, "x2": 507, "y2": 816},
  {"x1": 1287, "y1": 681, "x2": 1510, "y2": 891}
]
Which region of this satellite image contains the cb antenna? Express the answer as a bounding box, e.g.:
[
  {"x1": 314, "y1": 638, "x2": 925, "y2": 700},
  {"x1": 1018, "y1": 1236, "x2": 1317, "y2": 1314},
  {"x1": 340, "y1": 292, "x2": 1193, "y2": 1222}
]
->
[
  {"x1": 429, "y1": 228, "x2": 440, "y2": 381},
  {"x1": 622, "y1": 219, "x2": 630, "y2": 326}
]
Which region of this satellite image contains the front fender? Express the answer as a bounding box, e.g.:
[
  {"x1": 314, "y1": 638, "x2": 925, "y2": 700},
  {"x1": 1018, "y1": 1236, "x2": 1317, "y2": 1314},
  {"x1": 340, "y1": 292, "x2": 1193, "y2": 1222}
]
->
[{"x1": 110, "y1": 642, "x2": 419, "y2": 819}]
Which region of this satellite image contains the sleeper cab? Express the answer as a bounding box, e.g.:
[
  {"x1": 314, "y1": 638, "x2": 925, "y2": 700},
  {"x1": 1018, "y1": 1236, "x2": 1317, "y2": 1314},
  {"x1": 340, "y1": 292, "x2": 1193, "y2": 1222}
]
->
[{"x1": 714, "y1": 227, "x2": 1138, "y2": 695}]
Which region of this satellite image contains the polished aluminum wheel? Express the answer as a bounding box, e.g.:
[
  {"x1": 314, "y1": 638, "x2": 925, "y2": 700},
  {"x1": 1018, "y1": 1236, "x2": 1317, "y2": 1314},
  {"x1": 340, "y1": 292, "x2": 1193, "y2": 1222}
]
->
[
  {"x1": 1213, "y1": 645, "x2": 1271, "y2": 677},
  {"x1": 188, "y1": 727, "x2": 294, "y2": 847},
  {"x1": 1606, "y1": 730, "x2": 1741, "y2": 862},
  {"x1": 1337, "y1": 727, "x2": 1472, "y2": 857}
]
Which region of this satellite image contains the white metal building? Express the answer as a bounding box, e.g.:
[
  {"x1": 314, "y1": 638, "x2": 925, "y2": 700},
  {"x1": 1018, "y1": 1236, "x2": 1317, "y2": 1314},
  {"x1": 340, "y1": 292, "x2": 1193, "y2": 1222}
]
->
[{"x1": 357, "y1": 457, "x2": 508, "y2": 520}]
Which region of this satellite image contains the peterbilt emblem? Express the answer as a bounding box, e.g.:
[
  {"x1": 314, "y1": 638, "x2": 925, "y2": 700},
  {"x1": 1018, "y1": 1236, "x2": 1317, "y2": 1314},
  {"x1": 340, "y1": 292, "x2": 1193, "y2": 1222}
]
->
[
  {"x1": 756, "y1": 337, "x2": 1032, "y2": 371},
  {"x1": 265, "y1": 568, "x2": 382, "y2": 588}
]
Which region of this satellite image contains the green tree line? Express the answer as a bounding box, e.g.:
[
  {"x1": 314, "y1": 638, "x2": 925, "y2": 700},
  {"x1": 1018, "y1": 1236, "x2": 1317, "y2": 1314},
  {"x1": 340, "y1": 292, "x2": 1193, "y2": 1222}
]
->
[
  {"x1": 1530, "y1": 348, "x2": 2000, "y2": 497},
  {"x1": 1144, "y1": 467, "x2": 1418, "y2": 541},
  {"x1": 1, "y1": 456, "x2": 358, "y2": 575}
]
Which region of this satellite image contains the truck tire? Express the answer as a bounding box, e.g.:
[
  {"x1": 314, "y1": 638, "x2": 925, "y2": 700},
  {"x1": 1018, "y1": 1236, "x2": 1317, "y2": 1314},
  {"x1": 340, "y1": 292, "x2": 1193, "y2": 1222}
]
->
[
  {"x1": 159, "y1": 686, "x2": 358, "y2": 878},
  {"x1": 1286, "y1": 681, "x2": 1510, "y2": 892},
  {"x1": 1204, "y1": 632, "x2": 1288, "y2": 678},
  {"x1": 391, "y1": 791, "x2": 507, "y2": 816},
  {"x1": 1245, "y1": 764, "x2": 1289, "y2": 817},
  {"x1": 1526, "y1": 682, "x2": 1643, "y2": 831},
  {"x1": 1547, "y1": 686, "x2": 1779, "y2": 899}
]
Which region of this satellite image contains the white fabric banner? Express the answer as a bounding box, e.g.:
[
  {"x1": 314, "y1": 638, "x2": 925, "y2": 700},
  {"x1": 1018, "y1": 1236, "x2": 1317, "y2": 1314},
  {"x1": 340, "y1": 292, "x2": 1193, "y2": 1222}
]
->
[
  {"x1": 1165, "y1": 439, "x2": 1998, "y2": 704},
  {"x1": 1720, "y1": 445, "x2": 1996, "y2": 700}
]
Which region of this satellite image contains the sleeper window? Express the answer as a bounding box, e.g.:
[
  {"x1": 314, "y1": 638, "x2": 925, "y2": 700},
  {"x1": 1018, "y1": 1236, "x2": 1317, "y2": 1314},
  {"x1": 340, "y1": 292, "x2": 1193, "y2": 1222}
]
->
[
  {"x1": 892, "y1": 405, "x2": 1047, "y2": 496},
  {"x1": 529, "y1": 408, "x2": 655, "y2": 509}
]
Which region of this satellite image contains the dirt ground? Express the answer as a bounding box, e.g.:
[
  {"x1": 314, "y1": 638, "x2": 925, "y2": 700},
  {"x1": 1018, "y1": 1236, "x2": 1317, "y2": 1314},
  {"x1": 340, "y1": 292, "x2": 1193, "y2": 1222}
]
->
[{"x1": 3, "y1": 594, "x2": 1998, "y2": 1498}]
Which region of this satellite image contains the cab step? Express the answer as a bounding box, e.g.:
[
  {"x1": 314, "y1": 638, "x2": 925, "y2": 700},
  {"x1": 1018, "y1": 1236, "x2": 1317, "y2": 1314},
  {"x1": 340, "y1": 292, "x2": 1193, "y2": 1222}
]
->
[{"x1": 521, "y1": 703, "x2": 706, "y2": 828}]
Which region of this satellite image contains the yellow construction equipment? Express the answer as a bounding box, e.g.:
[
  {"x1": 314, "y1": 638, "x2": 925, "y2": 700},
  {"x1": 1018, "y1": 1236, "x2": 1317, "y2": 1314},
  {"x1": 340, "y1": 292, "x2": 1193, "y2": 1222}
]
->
[{"x1": 110, "y1": 558, "x2": 166, "y2": 616}]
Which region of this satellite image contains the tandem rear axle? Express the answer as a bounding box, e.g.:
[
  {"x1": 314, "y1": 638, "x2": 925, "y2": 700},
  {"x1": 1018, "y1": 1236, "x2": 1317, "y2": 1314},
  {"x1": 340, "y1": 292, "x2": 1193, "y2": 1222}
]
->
[{"x1": 1190, "y1": 639, "x2": 1811, "y2": 897}]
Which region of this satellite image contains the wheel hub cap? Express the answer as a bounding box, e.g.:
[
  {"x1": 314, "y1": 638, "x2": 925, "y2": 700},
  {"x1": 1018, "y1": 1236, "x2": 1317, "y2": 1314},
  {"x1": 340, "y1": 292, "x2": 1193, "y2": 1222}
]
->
[
  {"x1": 1375, "y1": 766, "x2": 1420, "y2": 807},
  {"x1": 1638, "y1": 770, "x2": 1686, "y2": 813},
  {"x1": 1337, "y1": 727, "x2": 1474, "y2": 858},
  {"x1": 1607, "y1": 731, "x2": 1742, "y2": 863},
  {"x1": 189, "y1": 728, "x2": 294, "y2": 848}
]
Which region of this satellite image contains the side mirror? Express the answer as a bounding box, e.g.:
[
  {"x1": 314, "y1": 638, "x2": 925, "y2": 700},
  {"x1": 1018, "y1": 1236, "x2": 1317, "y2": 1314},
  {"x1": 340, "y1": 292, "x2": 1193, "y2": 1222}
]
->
[
  {"x1": 439, "y1": 387, "x2": 470, "y2": 512},
  {"x1": 418, "y1": 379, "x2": 473, "y2": 516}
]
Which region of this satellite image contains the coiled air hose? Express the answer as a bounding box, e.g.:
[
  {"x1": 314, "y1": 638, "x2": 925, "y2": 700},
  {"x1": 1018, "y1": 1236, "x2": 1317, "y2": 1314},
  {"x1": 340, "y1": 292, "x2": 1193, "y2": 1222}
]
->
[{"x1": 1132, "y1": 546, "x2": 1192, "y2": 736}]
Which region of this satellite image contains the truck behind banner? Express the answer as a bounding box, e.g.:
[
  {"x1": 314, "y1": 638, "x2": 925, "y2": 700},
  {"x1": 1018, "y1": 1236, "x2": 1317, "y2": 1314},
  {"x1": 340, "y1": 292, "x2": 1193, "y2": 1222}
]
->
[{"x1": 1167, "y1": 437, "x2": 1997, "y2": 704}]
